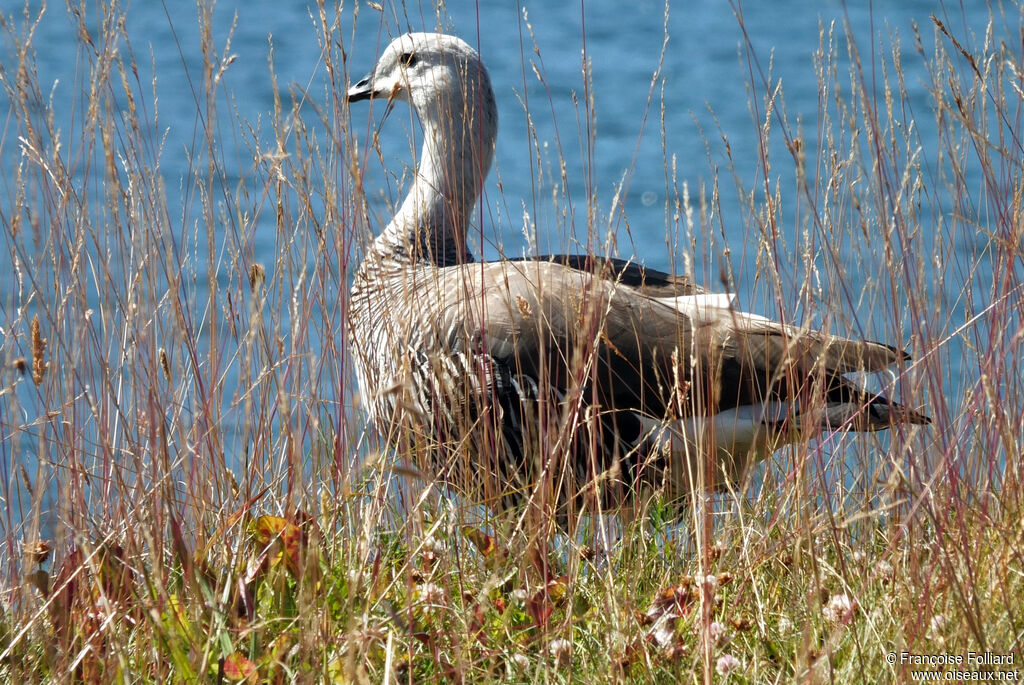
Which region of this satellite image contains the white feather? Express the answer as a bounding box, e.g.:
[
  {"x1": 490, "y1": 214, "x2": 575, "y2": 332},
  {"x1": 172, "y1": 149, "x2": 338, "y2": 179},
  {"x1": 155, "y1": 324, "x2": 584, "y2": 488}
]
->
[
  {"x1": 656, "y1": 293, "x2": 736, "y2": 323},
  {"x1": 637, "y1": 402, "x2": 794, "y2": 459}
]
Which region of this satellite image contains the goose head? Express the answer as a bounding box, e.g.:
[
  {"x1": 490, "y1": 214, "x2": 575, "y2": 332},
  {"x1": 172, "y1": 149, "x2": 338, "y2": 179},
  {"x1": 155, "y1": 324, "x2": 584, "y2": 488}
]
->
[{"x1": 347, "y1": 32, "x2": 497, "y2": 137}]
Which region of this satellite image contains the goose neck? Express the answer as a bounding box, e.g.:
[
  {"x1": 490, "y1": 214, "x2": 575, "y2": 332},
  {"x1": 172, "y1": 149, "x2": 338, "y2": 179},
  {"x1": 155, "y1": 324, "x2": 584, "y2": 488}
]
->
[{"x1": 374, "y1": 92, "x2": 496, "y2": 267}]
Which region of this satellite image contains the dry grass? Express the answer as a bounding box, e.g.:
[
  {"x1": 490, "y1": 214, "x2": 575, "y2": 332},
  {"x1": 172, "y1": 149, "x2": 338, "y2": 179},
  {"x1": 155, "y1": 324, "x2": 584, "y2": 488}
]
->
[{"x1": 0, "y1": 1, "x2": 1021, "y2": 682}]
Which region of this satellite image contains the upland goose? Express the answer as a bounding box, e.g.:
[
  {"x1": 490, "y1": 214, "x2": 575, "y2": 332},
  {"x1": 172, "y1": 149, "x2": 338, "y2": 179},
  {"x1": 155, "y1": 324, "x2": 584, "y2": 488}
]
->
[{"x1": 346, "y1": 32, "x2": 928, "y2": 516}]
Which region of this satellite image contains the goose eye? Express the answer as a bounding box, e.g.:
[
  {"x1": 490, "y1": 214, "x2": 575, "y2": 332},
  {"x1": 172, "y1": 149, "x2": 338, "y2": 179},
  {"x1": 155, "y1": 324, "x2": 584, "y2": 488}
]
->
[{"x1": 398, "y1": 51, "x2": 420, "y2": 68}]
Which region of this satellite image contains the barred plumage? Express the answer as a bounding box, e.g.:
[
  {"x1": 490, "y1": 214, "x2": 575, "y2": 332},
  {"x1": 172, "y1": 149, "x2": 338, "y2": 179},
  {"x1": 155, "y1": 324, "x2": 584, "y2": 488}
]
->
[{"x1": 346, "y1": 33, "x2": 929, "y2": 518}]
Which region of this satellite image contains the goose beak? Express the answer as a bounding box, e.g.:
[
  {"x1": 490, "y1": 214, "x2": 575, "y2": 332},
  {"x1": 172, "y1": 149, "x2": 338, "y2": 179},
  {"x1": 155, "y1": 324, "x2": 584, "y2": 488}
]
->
[{"x1": 346, "y1": 74, "x2": 379, "y2": 102}]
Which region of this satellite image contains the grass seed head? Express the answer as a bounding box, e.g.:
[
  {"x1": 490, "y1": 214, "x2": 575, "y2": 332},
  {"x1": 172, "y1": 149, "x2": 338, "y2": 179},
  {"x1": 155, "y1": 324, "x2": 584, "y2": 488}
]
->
[{"x1": 30, "y1": 315, "x2": 47, "y2": 384}]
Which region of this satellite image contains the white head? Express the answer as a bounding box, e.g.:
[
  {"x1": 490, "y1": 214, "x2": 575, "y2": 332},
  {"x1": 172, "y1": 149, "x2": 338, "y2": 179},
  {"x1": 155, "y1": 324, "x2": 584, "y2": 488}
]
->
[{"x1": 347, "y1": 32, "x2": 497, "y2": 135}]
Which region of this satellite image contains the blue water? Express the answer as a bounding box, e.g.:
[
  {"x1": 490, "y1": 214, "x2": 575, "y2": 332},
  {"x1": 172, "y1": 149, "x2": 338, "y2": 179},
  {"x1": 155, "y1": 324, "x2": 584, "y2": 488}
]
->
[
  {"x1": 0, "y1": 1, "x2": 1015, "y2": 546},
  {"x1": 6, "y1": 1, "x2": 1001, "y2": 270}
]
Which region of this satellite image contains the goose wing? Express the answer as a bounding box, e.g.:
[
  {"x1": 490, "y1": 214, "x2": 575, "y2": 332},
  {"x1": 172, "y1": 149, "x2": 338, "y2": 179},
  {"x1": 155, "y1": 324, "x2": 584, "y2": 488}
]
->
[{"x1": 436, "y1": 259, "x2": 912, "y2": 420}]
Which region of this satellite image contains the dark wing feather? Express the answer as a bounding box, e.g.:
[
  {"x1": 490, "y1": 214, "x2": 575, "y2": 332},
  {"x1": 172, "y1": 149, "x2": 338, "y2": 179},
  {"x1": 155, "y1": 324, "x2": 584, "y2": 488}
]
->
[
  {"x1": 440, "y1": 259, "x2": 915, "y2": 419},
  {"x1": 508, "y1": 254, "x2": 705, "y2": 298}
]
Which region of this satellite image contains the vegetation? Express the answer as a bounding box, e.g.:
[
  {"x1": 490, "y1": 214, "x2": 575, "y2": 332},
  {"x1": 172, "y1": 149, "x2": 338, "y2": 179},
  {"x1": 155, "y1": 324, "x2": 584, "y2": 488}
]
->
[{"x1": 0, "y1": 1, "x2": 1020, "y2": 682}]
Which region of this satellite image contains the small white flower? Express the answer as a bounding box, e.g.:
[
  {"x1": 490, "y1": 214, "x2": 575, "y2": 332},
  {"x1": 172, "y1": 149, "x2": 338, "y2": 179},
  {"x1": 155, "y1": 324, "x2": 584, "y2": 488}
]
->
[
  {"x1": 778, "y1": 616, "x2": 794, "y2": 634},
  {"x1": 852, "y1": 550, "x2": 867, "y2": 563},
  {"x1": 929, "y1": 613, "x2": 948, "y2": 635},
  {"x1": 652, "y1": 623, "x2": 676, "y2": 650},
  {"x1": 872, "y1": 561, "x2": 897, "y2": 581},
  {"x1": 423, "y1": 536, "x2": 446, "y2": 555},
  {"x1": 416, "y1": 582, "x2": 446, "y2": 615},
  {"x1": 716, "y1": 653, "x2": 741, "y2": 676},
  {"x1": 873, "y1": 560, "x2": 894, "y2": 580},
  {"x1": 701, "y1": 574, "x2": 719, "y2": 593},
  {"x1": 707, "y1": 620, "x2": 729, "y2": 646},
  {"x1": 822, "y1": 593, "x2": 855, "y2": 624},
  {"x1": 649, "y1": 612, "x2": 678, "y2": 649},
  {"x1": 510, "y1": 653, "x2": 530, "y2": 671},
  {"x1": 548, "y1": 638, "x2": 572, "y2": 666},
  {"x1": 511, "y1": 588, "x2": 530, "y2": 604}
]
